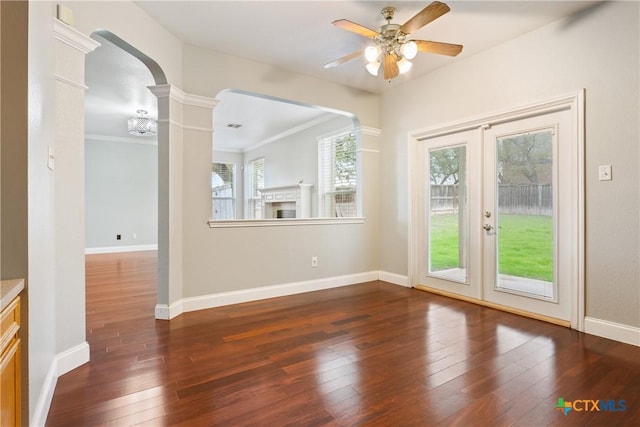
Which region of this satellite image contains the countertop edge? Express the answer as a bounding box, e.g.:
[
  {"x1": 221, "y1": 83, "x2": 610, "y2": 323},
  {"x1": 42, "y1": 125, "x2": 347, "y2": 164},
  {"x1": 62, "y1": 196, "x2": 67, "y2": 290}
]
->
[{"x1": 1, "y1": 278, "x2": 25, "y2": 311}]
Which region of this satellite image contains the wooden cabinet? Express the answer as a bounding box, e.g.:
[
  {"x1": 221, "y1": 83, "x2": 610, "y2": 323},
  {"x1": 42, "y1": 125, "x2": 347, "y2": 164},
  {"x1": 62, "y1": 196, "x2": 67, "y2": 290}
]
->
[{"x1": 0, "y1": 295, "x2": 21, "y2": 427}]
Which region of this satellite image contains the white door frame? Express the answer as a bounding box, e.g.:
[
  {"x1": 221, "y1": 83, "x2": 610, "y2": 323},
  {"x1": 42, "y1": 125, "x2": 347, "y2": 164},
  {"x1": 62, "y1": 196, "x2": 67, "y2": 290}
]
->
[{"x1": 408, "y1": 91, "x2": 585, "y2": 330}]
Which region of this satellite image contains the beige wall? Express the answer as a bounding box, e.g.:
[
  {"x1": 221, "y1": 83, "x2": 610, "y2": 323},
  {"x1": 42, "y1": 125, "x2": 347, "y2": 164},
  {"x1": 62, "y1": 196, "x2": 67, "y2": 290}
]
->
[
  {"x1": 183, "y1": 44, "x2": 379, "y2": 126},
  {"x1": 63, "y1": 1, "x2": 183, "y2": 86},
  {"x1": 180, "y1": 44, "x2": 380, "y2": 299},
  {"x1": 378, "y1": 2, "x2": 640, "y2": 328},
  {"x1": 2, "y1": 2, "x2": 29, "y2": 422}
]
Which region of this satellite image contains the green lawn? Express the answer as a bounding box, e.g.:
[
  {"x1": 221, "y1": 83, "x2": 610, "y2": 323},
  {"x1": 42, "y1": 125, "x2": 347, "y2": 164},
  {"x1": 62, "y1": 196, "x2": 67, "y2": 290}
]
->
[{"x1": 430, "y1": 214, "x2": 553, "y2": 282}]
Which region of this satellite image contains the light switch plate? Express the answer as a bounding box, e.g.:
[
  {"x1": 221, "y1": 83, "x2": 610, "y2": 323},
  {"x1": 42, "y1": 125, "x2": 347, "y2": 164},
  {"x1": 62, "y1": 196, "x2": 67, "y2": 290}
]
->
[
  {"x1": 47, "y1": 146, "x2": 55, "y2": 170},
  {"x1": 598, "y1": 164, "x2": 612, "y2": 181}
]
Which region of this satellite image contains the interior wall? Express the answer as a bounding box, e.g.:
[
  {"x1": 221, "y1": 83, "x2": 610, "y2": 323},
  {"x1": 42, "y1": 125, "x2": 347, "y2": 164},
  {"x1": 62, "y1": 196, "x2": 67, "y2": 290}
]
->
[
  {"x1": 184, "y1": 44, "x2": 379, "y2": 126},
  {"x1": 61, "y1": 0, "x2": 183, "y2": 87},
  {"x1": 182, "y1": 44, "x2": 380, "y2": 299},
  {"x1": 85, "y1": 139, "x2": 158, "y2": 249},
  {"x1": 2, "y1": 1, "x2": 29, "y2": 422},
  {"x1": 243, "y1": 115, "x2": 354, "y2": 218},
  {"x1": 378, "y1": 2, "x2": 640, "y2": 328}
]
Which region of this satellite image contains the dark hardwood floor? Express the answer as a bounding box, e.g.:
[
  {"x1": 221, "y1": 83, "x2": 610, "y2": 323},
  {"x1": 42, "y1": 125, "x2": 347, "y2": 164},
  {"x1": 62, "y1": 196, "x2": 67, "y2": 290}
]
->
[{"x1": 46, "y1": 251, "x2": 640, "y2": 426}]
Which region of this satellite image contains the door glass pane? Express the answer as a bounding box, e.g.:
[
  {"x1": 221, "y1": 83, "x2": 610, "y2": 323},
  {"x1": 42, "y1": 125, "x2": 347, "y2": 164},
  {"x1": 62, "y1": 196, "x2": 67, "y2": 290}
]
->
[
  {"x1": 496, "y1": 130, "x2": 554, "y2": 298},
  {"x1": 428, "y1": 145, "x2": 468, "y2": 283}
]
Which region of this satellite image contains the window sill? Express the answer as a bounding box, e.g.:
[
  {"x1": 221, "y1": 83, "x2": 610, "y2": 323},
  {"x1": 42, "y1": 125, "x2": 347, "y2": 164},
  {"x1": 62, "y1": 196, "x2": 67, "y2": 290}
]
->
[{"x1": 208, "y1": 217, "x2": 365, "y2": 228}]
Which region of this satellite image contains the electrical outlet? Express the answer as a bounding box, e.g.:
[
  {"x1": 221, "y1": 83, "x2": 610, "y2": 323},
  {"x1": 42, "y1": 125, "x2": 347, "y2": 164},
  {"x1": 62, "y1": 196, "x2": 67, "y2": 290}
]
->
[
  {"x1": 132, "y1": 233, "x2": 137, "y2": 239},
  {"x1": 116, "y1": 234, "x2": 121, "y2": 240},
  {"x1": 311, "y1": 256, "x2": 318, "y2": 268},
  {"x1": 598, "y1": 164, "x2": 612, "y2": 181}
]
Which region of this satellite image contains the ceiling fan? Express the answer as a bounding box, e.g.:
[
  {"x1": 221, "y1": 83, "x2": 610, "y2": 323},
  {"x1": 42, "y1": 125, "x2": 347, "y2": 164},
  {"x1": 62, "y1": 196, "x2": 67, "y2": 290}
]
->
[{"x1": 324, "y1": 1, "x2": 463, "y2": 81}]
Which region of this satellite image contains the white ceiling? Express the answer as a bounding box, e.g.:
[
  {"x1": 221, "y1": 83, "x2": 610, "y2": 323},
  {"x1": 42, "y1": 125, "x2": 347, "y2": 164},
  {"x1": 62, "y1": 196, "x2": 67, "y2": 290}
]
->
[
  {"x1": 136, "y1": 0, "x2": 599, "y2": 93},
  {"x1": 85, "y1": 1, "x2": 599, "y2": 146}
]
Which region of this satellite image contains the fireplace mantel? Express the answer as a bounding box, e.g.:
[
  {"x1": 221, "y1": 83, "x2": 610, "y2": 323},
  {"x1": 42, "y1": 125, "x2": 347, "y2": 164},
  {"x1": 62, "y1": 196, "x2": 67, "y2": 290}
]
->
[{"x1": 261, "y1": 184, "x2": 312, "y2": 219}]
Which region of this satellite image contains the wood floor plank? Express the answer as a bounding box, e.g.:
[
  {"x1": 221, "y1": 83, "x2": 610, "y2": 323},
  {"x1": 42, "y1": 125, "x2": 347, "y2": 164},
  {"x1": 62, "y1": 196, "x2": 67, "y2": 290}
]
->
[{"x1": 45, "y1": 251, "x2": 640, "y2": 426}]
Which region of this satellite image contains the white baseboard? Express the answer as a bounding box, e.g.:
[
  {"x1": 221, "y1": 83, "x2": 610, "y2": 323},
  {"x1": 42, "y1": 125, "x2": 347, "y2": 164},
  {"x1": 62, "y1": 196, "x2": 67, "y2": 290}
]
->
[
  {"x1": 584, "y1": 317, "x2": 640, "y2": 347},
  {"x1": 31, "y1": 361, "x2": 58, "y2": 427},
  {"x1": 85, "y1": 244, "x2": 157, "y2": 254},
  {"x1": 31, "y1": 342, "x2": 90, "y2": 426},
  {"x1": 378, "y1": 271, "x2": 410, "y2": 287},
  {"x1": 156, "y1": 271, "x2": 379, "y2": 320},
  {"x1": 56, "y1": 341, "x2": 90, "y2": 376}
]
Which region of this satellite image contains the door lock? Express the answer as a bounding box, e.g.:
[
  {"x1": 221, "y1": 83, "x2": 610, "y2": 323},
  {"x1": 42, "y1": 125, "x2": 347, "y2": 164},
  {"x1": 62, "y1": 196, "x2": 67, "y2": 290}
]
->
[
  {"x1": 483, "y1": 224, "x2": 494, "y2": 231},
  {"x1": 484, "y1": 211, "x2": 492, "y2": 218}
]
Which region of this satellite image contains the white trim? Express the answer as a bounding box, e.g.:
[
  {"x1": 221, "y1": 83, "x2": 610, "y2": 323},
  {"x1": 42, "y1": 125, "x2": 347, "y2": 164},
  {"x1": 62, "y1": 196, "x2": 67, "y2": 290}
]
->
[
  {"x1": 182, "y1": 124, "x2": 214, "y2": 133},
  {"x1": 155, "y1": 271, "x2": 379, "y2": 320},
  {"x1": 412, "y1": 92, "x2": 582, "y2": 141},
  {"x1": 379, "y1": 271, "x2": 410, "y2": 287},
  {"x1": 85, "y1": 134, "x2": 157, "y2": 146},
  {"x1": 408, "y1": 91, "x2": 585, "y2": 328},
  {"x1": 208, "y1": 217, "x2": 365, "y2": 228},
  {"x1": 31, "y1": 361, "x2": 58, "y2": 427},
  {"x1": 244, "y1": 115, "x2": 337, "y2": 153},
  {"x1": 359, "y1": 126, "x2": 382, "y2": 137},
  {"x1": 52, "y1": 18, "x2": 100, "y2": 54},
  {"x1": 584, "y1": 317, "x2": 640, "y2": 347},
  {"x1": 575, "y1": 90, "x2": 586, "y2": 332},
  {"x1": 31, "y1": 342, "x2": 90, "y2": 426},
  {"x1": 183, "y1": 93, "x2": 219, "y2": 109},
  {"x1": 147, "y1": 84, "x2": 172, "y2": 99},
  {"x1": 56, "y1": 342, "x2": 90, "y2": 376},
  {"x1": 155, "y1": 119, "x2": 213, "y2": 133},
  {"x1": 54, "y1": 74, "x2": 88, "y2": 90},
  {"x1": 358, "y1": 148, "x2": 380, "y2": 154},
  {"x1": 147, "y1": 85, "x2": 218, "y2": 109},
  {"x1": 85, "y1": 244, "x2": 158, "y2": 254}
]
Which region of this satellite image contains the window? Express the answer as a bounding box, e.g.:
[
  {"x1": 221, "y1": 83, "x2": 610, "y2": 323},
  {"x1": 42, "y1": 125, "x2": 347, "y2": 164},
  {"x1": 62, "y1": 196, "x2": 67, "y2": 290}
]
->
[
  {"x1": 318, "y1": 131, "x2": 357, "y2": 217},
  {"x1": 247, "y1": 157, "x2": 265, "y2": 219},
  {"x1": 212, "y1": 162, "x2": 236, "y2": 220}
]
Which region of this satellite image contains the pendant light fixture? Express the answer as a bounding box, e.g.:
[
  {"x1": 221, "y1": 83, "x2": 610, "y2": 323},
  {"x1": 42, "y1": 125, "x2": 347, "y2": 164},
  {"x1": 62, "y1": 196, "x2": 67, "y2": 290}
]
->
[{"x1": 127, "y1": 110, "x2": 157, "y2": 136}]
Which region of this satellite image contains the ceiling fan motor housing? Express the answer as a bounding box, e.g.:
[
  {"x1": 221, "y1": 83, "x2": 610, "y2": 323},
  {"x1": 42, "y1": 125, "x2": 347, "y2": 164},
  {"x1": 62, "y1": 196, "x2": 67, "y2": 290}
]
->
[{"x1": 377, "y1": 23, "x2": 407, "y2": 55}]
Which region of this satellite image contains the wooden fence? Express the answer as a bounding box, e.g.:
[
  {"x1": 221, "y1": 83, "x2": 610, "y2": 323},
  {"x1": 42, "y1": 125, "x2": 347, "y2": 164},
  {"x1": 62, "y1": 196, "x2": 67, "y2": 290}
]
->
[{"x1": 431, "y1": 184, "x2": 552, "y2": 216}]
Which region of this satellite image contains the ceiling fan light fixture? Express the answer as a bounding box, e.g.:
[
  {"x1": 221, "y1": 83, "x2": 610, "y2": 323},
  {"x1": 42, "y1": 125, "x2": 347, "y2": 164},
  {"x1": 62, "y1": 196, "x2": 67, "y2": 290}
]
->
[
  {"x1": 127, "y1": 109, "x2": 156, "y2": 136},
  {"x1": 397, "y1": 57, "x2": 413, "y2": 74},
  {"x1": 364, "y1": 45, "x2": 381, "y2": 62},
  {"x1": 401, "y1": 40, "x2": 418, "y2": 60},
  {"x1": 366, "y1": 61, "x2": 381, "y2": 76}
]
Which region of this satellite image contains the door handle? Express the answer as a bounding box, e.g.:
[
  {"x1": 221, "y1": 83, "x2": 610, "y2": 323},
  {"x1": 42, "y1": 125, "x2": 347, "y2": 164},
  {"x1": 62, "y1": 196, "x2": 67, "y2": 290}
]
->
[{"x1": 483, "y1": 224, "x2": 493, "y2": 231}]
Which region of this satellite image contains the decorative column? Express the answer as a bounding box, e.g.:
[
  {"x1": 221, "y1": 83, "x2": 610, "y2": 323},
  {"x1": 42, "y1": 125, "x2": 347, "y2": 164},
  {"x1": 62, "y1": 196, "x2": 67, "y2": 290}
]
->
[
  {"x1": 52, "y1": 19, "x2": 99, "y2": 368},
  {"x1": 148, "y1": 84, "x2": 218, "y2": 320}
]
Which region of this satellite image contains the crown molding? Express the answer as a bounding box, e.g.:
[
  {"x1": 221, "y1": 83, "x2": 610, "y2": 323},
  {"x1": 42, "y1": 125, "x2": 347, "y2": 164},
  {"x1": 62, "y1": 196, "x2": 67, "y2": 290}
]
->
[
  {"x1": 52, "y1": 18, "x2": 100, "y2": 54},
  {"x1": 85, "y1": 133, "x2": 157, "y2": 146},
  {"x1": 359, "y1": 126, "x2": 382, "y2": 137},
  {"x1": 244, "y1": 114, "x2": 336, "y2": 153},
  {"x1": 147, "y1": 85, "x2": 218, "y2": 109}
]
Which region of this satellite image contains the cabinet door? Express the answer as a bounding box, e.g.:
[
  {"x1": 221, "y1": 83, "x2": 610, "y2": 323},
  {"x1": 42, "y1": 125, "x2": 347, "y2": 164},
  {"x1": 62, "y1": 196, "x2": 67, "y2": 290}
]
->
[{"x1": 1, "y1": 338, "x2": 21, "y2": 427}]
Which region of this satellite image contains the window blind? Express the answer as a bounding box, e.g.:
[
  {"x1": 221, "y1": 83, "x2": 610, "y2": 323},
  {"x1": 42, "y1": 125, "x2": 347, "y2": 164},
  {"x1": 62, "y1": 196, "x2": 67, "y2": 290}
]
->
[
  {"x1": 212, "y1": 162, "x2": 235, "y2": 220},
  {"x1": 248, "y1": 157, "x2": 265, "y2": 219},
  {"x1": 318, "y1": 132, "x2": 357, "y2": 217}
]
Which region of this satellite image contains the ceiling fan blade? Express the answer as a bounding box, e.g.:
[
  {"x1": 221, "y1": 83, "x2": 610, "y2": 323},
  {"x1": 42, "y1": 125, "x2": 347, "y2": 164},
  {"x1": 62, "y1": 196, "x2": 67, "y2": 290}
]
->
[
  {"x1": 383, "y1": 53, "x2": 399, "y2": 81},
  {"x1": 324, "y1": 50, "x2": 364, "y2": 69},
  {"x1": 415, "y1": 40, "x2": 463, "y2": 56},
  {"x1": 399, "y1": 1, "x2": 450, "y2": 35},
  {"x1": 332, "y1": 19, "x2": 380, "y2": 39}
]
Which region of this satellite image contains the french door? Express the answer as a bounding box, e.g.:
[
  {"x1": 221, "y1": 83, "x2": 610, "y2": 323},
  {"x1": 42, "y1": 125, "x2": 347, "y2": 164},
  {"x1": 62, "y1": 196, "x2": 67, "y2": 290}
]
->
[{"x1": 416, "y1": 104, "x2": 579, "y2": 324}]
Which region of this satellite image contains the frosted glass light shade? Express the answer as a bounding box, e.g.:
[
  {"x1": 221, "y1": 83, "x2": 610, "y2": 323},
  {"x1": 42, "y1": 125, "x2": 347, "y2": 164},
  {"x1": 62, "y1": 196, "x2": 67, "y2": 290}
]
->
[
  {"x1": 397, "y1": 57, "x2": 413, "y2": 74},
  {"x1": 401, "y1": 41, "x2": 418, "y2": 60},
  {"x1": 366, "y1": 61, "x2": 381, "y2": 76},
  {"x1": 364, "y1": 45, "x2": 381, "y2": 62}
]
